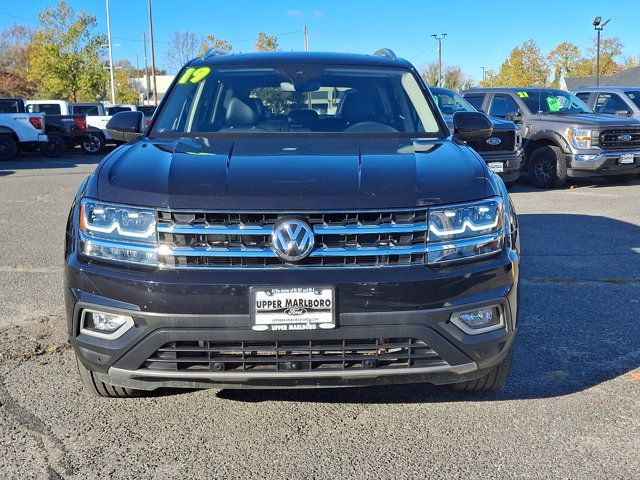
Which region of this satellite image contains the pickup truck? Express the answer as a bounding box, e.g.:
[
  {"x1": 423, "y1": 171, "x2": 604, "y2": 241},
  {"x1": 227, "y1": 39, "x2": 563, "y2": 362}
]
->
[
  {"x1": 68, "y1": 102, "x2": 116, "y2": 154},
  {"x1": 463, "y1": 87, "x2": 640, "y2": 187},
  {"x1": 430, "y1": 87, "x2": 523, "y2": 188},
  {"x1": 572, "y1": 87, "x2": 640, "y2": 120},
  {"x1": 0, "y1": 97, "x2": 48, "y2": 160},
  {"x1": 25, "y1": 100, "x2": 87, "y2": 156}
]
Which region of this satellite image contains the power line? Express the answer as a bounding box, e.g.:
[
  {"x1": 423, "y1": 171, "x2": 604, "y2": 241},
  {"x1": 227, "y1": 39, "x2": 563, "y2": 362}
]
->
[{"x1": 0, "y1": 10, "x2": 37, "y2": 24}]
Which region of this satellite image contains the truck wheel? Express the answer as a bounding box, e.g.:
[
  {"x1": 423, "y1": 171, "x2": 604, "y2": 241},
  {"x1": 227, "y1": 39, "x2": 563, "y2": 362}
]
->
[
  {"x1": 76, "y1": 356, "x2": 142, "y2": 398},
  {"x1": 0, "y1": 134, "x2": 18, "y2": 161},
  {"x1": 81, "y1": 132, "x2": 105, "y2": 154},
  {"x1": 527, "y1": 145, "x2": 567, "y2": 188},
  {"x1": 605, "y1": 173, "x2": 636, "y2": 184},
  {"x1": 41, "y1": 133, "x2": 65, "y2": 158},
  {"x1": 450, "y1": 347, "x2": 513, "y2": 392}
]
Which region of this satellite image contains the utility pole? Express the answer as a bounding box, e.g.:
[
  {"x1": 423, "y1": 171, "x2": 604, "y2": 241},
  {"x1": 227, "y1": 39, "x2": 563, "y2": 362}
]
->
[
  {"x1": 105, "y1": 0, "x2": 116, "y2": 104},
  {"x1": 148, "y1": 0, "x2": 158, "y2": 105},
  {"x1": 304, "y1": 25, "x2": 312, "y2": 108},
  {"x1": 303, "y1": 24, "x2": 309, "y2": 51},
  {"x1": 142, "y1": 31, "x2": 150, "y2": 104},
  {"x1": 481, "y1": 66, "x2": 488, "y2": 83},
  {"x1": 430, "y1": 33, "x2": 447, "y2": 87}
]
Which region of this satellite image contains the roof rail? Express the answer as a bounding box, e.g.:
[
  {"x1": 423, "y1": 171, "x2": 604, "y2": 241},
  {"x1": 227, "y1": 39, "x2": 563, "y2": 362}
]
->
[
  {"x1": 373, "y1": 48, "x2": 397, "y2": 60},
  {"x1": 200, "y1": 48, "x2": 230, "y2": 60}
]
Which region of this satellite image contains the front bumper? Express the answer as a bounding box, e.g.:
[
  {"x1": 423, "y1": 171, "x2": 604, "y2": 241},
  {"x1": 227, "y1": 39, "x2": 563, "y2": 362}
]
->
[
  {"x1": 479, "y1": 149, "x2": 524, "y2": 183},
  {"x1": 567, "y1": 150, "x2": 640, "y2": 177},
  {"x1": 65, "y1": 246, "x2": 519, "y2": 390}
]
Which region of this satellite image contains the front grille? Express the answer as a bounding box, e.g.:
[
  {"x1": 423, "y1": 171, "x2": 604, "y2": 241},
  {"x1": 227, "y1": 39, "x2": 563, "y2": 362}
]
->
[
  {"x1": 157, "y1": 209, "x2": 428, "y2": 268},
  {"x1": 600, "y1": 129, "x2": 640, "y2": 149},
  {"x1": 468, "y1": 130, "x2": 516, "y2": 152},
  {"x1": 143, "y1": 338, "x2": 447, "y2": 373}
]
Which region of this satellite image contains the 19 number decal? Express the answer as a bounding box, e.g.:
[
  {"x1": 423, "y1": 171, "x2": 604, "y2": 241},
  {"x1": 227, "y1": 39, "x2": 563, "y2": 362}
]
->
[{"x1": 177, "y1": 67, "x2": 211, "y2": 84}]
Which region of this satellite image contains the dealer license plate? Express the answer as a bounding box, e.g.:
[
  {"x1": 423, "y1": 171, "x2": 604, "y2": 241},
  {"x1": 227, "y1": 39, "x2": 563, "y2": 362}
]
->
[
  {"x1": 251, "y1": 287, "x2": 335, "y2": 331},
  {"x1": 620, "y1": 153, "x2": 634, "y2": 164},
  {"x1": 488, "y1": 162, "x2": 504, "y2": 173}
]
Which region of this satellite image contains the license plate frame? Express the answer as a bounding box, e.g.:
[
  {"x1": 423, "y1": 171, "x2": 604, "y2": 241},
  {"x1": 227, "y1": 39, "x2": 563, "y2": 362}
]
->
[
  {"x1": 620, "y1": 153, "x2": 635, "y2": 164},
  {"x1": 250, "y1": 286, "x2": 336, "y2": 332},
  {"x1": 488, "y1": 162, "x2": 504, "y2": 173}
]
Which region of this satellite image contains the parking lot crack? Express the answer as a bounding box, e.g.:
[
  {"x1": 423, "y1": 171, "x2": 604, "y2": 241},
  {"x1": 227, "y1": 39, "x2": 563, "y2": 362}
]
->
[{"x1": 0, "y1": 375, "x2": 76, "y2": 477}]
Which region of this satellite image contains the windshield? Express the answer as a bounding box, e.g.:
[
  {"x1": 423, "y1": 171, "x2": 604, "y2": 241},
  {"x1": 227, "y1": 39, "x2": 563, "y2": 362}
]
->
[
  {"x1": 430, "y1": 88, "x2": 476, "y2": 115},
  {"x1": 72, "y1": 105, "x2": 101, "y2": 116},
  {"x1": 518, "y1": 90, "x2": 593, "y2": 114},
  {"x1": 624, "y1": 91, "x2": 640, "y2": 109},
  {"x1": 151, "y1": 65, "x2": 442, "y2": 136}
]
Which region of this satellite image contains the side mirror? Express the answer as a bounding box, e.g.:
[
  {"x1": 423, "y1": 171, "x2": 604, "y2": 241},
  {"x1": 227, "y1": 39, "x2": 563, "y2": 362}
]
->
[
  {"x1": 505, "y1": 111, "x2": 523, "y2": 122},
  {"x1": 452, "y1": 111, "x2": 493, "y2": 142},
  {"x1": 106, "y1": 111, "x2": 144, "y2": 142}
]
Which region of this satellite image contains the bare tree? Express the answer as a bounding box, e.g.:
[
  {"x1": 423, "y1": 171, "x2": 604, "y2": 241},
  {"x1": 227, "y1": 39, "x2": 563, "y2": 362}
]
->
[{"x1": 165, "y1": 31, "x2": 200, "y2": 73}]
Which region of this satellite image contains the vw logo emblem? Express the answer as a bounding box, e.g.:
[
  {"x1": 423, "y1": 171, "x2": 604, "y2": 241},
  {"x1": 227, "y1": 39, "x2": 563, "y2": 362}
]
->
[
  {"x1": 272, "y1": 218, "x2": 315, "y2": 262},
  {"x1": 618, "y1": 134, "x2": 632, "y2": 142},
  {"x1": 486, "y1": 137, "x2": 502, "y2": 146}
]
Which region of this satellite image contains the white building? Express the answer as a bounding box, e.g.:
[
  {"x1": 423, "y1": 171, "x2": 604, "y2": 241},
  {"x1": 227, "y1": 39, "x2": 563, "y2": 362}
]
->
[{"x1": 131, "y1": 75, "x2": 175, "y2": 104}]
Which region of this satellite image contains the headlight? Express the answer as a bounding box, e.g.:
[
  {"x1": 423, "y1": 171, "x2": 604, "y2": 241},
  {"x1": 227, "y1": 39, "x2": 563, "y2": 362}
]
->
[
  {"x1": 79, "y1": 199, "x2": 158, "y2": 266},
  {"x1": 427, "y1": 197, "x2": 504, "y2": 266},
  {"x1": 568, "y1": 128, "x2": 598, "y2": 149}
]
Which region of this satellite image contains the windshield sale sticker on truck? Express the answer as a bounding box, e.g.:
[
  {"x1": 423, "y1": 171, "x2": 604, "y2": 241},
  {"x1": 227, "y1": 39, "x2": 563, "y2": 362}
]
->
[{"x1": 251, "y1": 287, "x2": 335, "y2": 331}]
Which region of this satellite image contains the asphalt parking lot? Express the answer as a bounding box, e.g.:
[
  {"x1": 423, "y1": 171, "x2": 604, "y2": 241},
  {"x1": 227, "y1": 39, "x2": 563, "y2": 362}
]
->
[{"x1": 0, "y1": 153, "x2": 639, "y2": 479}]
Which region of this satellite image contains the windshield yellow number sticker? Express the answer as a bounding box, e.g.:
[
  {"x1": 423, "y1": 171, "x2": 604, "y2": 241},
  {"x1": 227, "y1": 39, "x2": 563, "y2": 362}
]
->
[
  {"x1": 177, "y1": 67, "x2": 211, "y2": 85},
  {"x1": 516, "y1": 91, "x2": 528, "y2": 98}
]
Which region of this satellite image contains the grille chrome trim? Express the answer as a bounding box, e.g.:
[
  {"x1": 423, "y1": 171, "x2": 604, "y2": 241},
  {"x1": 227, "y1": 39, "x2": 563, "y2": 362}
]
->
[{"x1": 157, "y1": 208, "x2": 429, "y2": 269}]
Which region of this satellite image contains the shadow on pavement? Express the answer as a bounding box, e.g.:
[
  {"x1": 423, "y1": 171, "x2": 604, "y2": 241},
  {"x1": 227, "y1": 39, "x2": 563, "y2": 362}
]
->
[
  {"x1": 0, "y1": 150, "x2": 108, "y2": 176},
  {"x1": 217, "y1": 213, "x2": 640, "y2": 403}
]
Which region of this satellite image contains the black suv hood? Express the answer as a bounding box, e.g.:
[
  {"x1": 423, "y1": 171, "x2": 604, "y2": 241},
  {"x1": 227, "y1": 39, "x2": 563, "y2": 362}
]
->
[
  {"x1": 535, "y1": 112, "x2": 640, "y2": 127},
  {"x1": 90, "y1": 136, "x2": 491, "y2": 210}
]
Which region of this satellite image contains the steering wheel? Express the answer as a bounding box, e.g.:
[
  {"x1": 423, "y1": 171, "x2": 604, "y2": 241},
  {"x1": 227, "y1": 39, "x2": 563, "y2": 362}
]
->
[{"x1": 343, "y1": 121, "x2": 399, "y2": 133}]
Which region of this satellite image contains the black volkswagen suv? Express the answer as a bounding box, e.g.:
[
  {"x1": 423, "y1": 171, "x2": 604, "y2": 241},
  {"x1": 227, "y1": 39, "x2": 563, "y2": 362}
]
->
[{"x1": 65, "y1": 50, "x2": 520, "y2": 397}]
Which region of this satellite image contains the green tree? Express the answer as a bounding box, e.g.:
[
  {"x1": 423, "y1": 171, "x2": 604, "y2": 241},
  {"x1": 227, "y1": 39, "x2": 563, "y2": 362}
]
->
[
  {"x1": 587, "y1": 36, "x2": 623, "y2": 76},
  {"x1": 28, "y1": 1, "x2": 107, "y2": 101},
  {"x1": 484, "y1": 39, "x2": 550, "y2": 87},
  {"x1": 112, "y1": 59, "x2": 142, "y2": 104},
  {"x1": 199, "y1": 34, "x2": 232, "y2": 55},
  {"x1": 254, "y1": 32, "x2": 278, "y2": 52},
  {"x1": 547, "y1": 41, "x2": 581, "y2": 86}
]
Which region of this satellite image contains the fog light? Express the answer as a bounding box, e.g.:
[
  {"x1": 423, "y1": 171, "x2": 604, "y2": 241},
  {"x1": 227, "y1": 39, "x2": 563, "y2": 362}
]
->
[
  {"x1": 81, "y1": 310, "x2": 134, "y2": 339},
  {"x1": 450, "y1": 306, "x2": 503, "y2": 335},
  {"x1": 575, "y1": 154, "x2": 598, "y2": 161}
]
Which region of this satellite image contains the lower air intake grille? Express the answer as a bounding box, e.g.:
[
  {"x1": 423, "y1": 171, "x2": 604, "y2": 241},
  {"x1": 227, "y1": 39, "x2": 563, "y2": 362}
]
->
[{"x1": 143, "y1": 338, "x2": 447, "y2": 373}]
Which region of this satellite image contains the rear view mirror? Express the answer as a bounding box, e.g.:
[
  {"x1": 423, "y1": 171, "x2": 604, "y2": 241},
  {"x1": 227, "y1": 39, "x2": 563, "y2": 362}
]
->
[
  {"x1": 506, "y1": 111, "x2": 522, "y2": 122},
  {"x1": 106, "y1": 111, "x2": 144, "y2": 142},
  {"x1": 452, "y1": 111, "x2": 493, "y2": 143}
]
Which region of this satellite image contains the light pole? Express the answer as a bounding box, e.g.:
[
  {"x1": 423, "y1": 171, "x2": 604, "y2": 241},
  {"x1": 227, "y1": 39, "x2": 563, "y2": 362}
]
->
[
  {"x1": 105, "y1": 0, "x2": 116, "y2": 104},
  {"x1": 592, "y1": 16, "x2": 610, "y2": 87},
  {"x1": 148, "y1": 0, "x2": 158, "y2": 105},
  {"x1": 430, "y1": 33, "x2": 447, "y2": 87},
  {"x1": 481, "y1": 66, "x2": 489, "y2": 83}
]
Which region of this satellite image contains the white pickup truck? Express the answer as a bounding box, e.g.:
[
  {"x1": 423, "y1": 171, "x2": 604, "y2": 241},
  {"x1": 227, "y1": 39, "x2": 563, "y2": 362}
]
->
[
  {"x1": 0, "y1": 98, "x2": 48, "y2": 160},
  {"x1": 26, "y1": 100, "x2": 112, "y2": 154}
]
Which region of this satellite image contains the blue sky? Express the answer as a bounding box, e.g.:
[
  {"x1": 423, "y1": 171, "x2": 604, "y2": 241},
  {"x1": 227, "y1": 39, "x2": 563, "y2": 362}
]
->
[{"x1": 1, "y1": 0, "x2": 639, "y2": 82}]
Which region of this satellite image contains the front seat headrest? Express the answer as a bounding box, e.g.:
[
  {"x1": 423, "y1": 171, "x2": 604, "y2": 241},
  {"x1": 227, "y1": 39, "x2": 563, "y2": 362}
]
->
[{"x1": 226, "y1": 97, "x2": 257, "y2": 127}]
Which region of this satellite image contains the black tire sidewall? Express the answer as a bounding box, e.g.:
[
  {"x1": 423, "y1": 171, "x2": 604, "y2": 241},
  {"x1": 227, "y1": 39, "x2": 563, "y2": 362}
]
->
[
  {"x1": 0, "y1": 135, "x2": 18, "y2": 161},
  {"x1": 81, "y1": 133, "x2": 104, "y2": 154},
  {"x1": 528, "y1": 145, "x2": 567, "y2": 188},
  {"x1": 41, "y1": 134, "x2": 65, "y2": 158}
]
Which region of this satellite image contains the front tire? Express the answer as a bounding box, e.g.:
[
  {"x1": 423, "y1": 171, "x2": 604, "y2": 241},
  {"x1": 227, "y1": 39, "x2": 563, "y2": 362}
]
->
[
  {"x1": 527, "y1": 145, "x2": 567, "y2": 188},
  {"x1": 81, "y1": 132, "x2": 105, "y2": 154},
  {"x1": 76, "y1": 356, "x2": 142, "y2": 398},
  {"x1": 40, "y1": 133, "x2": 65, "y2": 158},
  {"x1": 605, "y1": 173, "x2": 636, "y2": 184},
  {"x1": 0, "y1": 134, "x2": 18, "y2": 161},
  {"x1": 450, "y1": 347, "x2": 513, "y2": 392}
]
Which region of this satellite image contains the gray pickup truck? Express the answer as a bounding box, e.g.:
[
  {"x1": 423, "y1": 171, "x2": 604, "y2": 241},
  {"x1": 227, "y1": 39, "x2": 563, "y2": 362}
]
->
[
  {"x1": 463, "y1": 87, "x2": 640, "y2": 187},
  {"x1": 572, "y1": 87, "x2": 640, "y2": 120}
]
